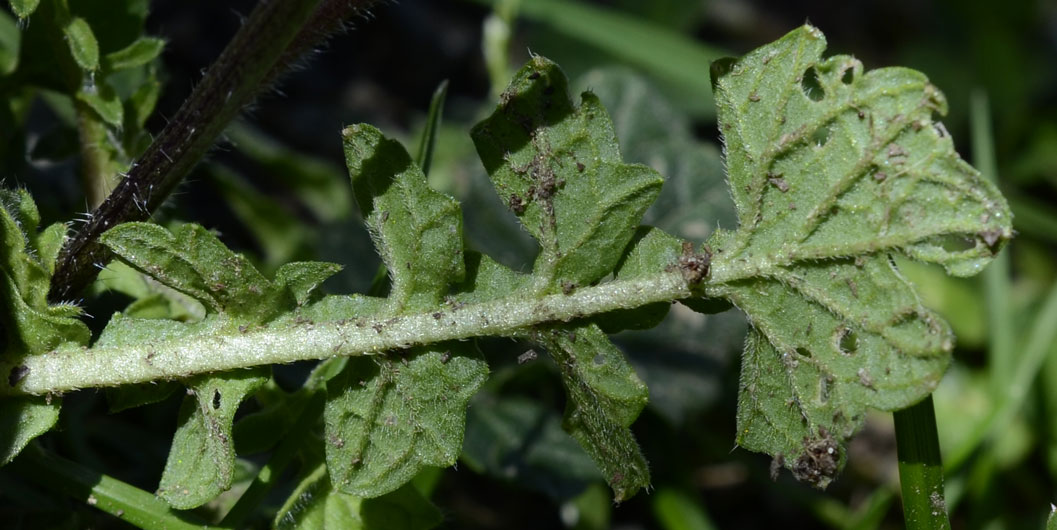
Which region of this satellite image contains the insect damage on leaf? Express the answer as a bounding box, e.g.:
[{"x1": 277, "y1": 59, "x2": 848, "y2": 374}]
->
[{"x1": 708, "y1": 25, "x2": 1012, "y2": 487}]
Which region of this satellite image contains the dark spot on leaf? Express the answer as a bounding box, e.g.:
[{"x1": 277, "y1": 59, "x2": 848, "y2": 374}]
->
[
  {"x1": 8, "y1": 365, "x2": 28, "y2": 387},
  {"x1": 440, "y1": 351, "x2": 451, "y2": 364},
  {"x1": 543, "y1": 84, "x2": 555, "y2": 95},
  {"x1": 432, "y1": 312, "x2": 442, "y2": 320},
  {"x1": 792, "y1": 427, "x2": 840, "y2": 488},
  {"x1": 768, "y1": 175, "x2": 789, "y2": 192},
  {"x1": 796, "y1": 347, "x2": 812, "y2": 359},
  {"x1": 801, "y1": 67, "x2": 824, "y2": 101},
  {"x1": 678, "y1": 242, "x2": 711, "y2": 284},
  {"x1": 576, "y1": 162, "x2": 585, "y2": 172},
  {"x1": 212, "y1": 390, "x2": 221, "y2": 409},
  {"x1": 561, "y1": 281, "x2": 575, "y2": 295},
  {"x1": 528, "y1": 71, "x2": 541, "y2": 80},
  {"x1": 508, "y1": 194, "x2": 526, "y2": 215},
  {"x1": 749, "y1": 91, "x2": 761, "y2": 102},
  {"x1": 873, "y1": 171, "x2": 887, "y2": 182}
]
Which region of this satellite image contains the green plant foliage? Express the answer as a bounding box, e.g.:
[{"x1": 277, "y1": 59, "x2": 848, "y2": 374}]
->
[
  {"x1": 8, "y1": 0, "x2": 39, "y2": 19},
  {"x1": 471, "y1": 56, "x2": 664, "y2": 292},
  {"x1": 536, "y1": 324, "x2": 649, "y2": 501},
  {"x1": 328, "y1": 125, "x2": 488, "y2": 497},
  {"x1": 704, "y1": 25, "x2": 1012, "y2": 487},
  {"x1": 0, "y1": 190, "x2": 90, "y2": 463},
  {"x1": 62, "y1": 16, "x2": 99, "y2": 71},
  {"x1": 275, "y1": 463, "x2": 442, "y2": 530},
  {"x1": 101, "y1": 36, "x2": 164, "y2": 72}
]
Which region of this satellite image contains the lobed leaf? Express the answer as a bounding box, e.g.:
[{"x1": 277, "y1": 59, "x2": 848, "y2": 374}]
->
[
  {"x1": 343, "y1": 124, "x2": 465, "y2": 313},
  {"x1": 323, "y1": 345, "x2": 488, "y2": 498},
  {"x1": 537, "y1": 324, "x2": 650, "y2": 501},
  {"x1": 707, "y1": 25, "x2": 1013, "y2": 486},
  {"x1": 471, "y1": 56, "x2": 664, "y2": 292},
  {"x1": 156, "y1": 368, "x2": 269, "y2": 509}
]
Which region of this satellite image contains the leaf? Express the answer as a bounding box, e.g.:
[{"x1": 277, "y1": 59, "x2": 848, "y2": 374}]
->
[
  {"x1": 471, "y1": 56, "x2": 664, "y2": 291},
  {"x1": 343, "y1": 124, "x2": 465, "y2": 312},
  {"x1": 706, "y1": 25, "x2": 1013, "y2": 487},
  {"x1": 76, "y1": 83, "x2": 124, "y2": 127},
  {"x1": 536, "y1": 324, "x2": 650, "y2": 501},
  {"x1": 62, "y1": 16, "x2": 98, "y2": 71},
  {"x1": 102, "y1": 36, "x2": 164, "y2": 71},
  {"x1": 276, "y1": 262, "x2": 344, "y2": 305},
  {"x1": 0, "y1": 396, "x2": 59, "y2": 464},
  {"x1": 156, "y1": 368, "x2": 269, "y2": 509},
  {"x1": 275, "y1": 463, "x2": 442, "y2": 530},
  {"x1": 323, "y1": 344, "x2": 488, "y2": 498},
  {"x1": 0, "y1": 10, "x2": 19, "y2": 75},
  {"x1": 101, "y1": 222, "x2": 332, "y2": 321},
  {"x1": 0, "y1": 191, "x2": 89, "y2": 463},
  {"x1": 8, "y1": 0, "x2": 39, "y2": 19}
]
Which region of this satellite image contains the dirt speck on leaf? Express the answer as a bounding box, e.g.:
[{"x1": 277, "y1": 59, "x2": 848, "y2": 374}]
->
[{"x1": 791, "y1": 427, "x2": 840, "y2": 488}]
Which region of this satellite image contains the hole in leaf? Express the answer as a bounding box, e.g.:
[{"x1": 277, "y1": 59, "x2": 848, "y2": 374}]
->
[
  {"x1": 810, "y1": 122, "x2": 833, "y2": 146},
  {"x1": 841, "y1": 67, "x2": 854, "y2": 84},
  {"x1": 796, "y1": 347, "x2": 812, "y2": 359},
  {"x1": 801, "y1": 68, "x2": 824, "y2": 101},
  {"x1": 926, "y1": 233, "x2": 978, "y2": 252},
  {"x1": 837, "y1": 327, "x2": 858, "y2": 355},
  {"x1": 212, "y1": 390, "x2": 222, "y2": 409}
]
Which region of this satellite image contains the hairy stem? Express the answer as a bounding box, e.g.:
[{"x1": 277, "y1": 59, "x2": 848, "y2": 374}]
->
[
  {"x1": 8, "y1": 271, "x2": 692, "y2": 395},
  {"x1": 893, "y1": 395, "x2": 950, "y2": 530},
  {"x1": 48, "y1": 0, "x2": 379, "y2": 303}
]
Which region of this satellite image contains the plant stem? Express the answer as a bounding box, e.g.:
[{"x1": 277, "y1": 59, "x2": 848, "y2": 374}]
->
[
  {"x1": 893, "y1": 395, "x2": 950, "y2": 530},
  {"x1": 6, "y1": 270, "x2": 693, "y2": 395},
  {"x1": 48, "y1": 0, "x2": 379, "y2": 303},
  {"x1": 8, "y1": 444, "x2": 216, "y2": 530},
  {"x1": 74, "y1": 101, "x2": 117, "y2": 208}
]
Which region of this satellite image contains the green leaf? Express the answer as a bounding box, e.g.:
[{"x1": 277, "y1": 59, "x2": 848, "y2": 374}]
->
[
  {"x1": 275, "y1": 463, "x2": 442, "y2": 530},
  {"x1": 8, "y1": 0, "x2": 39, "y2": 19},
  {"x1": 76, "y1": 83, "x2": 124, "y2": 127},
  {"x1": 276, "y1": 261, "x2": 344, "y2": 306},
  {"x1": 706, "y1": 25, "x2": 1013, "y2": 487},
  {"x1": 156, "y1": 368, "x2": 269, "y2": 509},
  {"x1": 0, "y1": 191, "x2": 89, "y2": 463},
  {"x1": 62, "y1": 16, "x2": 98, "y2": 71},
  {"x1": 471, "y1": 57, "x2": 664, "y2": 292},
  {"x1": 323, "y1": 344, "x2": 488, "y2": 498},
  {"x1": 102, "y1": 36, "x2": 164, "y2": 71},
  {"x1": 101, "y1": 222, "x2": 292, "y2": 320},
  {"x1": 0, "y1": 10, "x2": 20, "y2": 75},
  {"x1": 343, "y1": 124, "x2": 465, "y2": 312},
  {"x1": 536, "y1": 324, "x2": 650, "y2": 501},
  {"x1": 0, "y1": 396, "x2": 59, "y2": 464}
]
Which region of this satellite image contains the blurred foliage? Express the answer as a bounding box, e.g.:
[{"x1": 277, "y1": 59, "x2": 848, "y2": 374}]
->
[{"x1": 0, "y1": 0, "x2": 1054, "y2": 528}]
